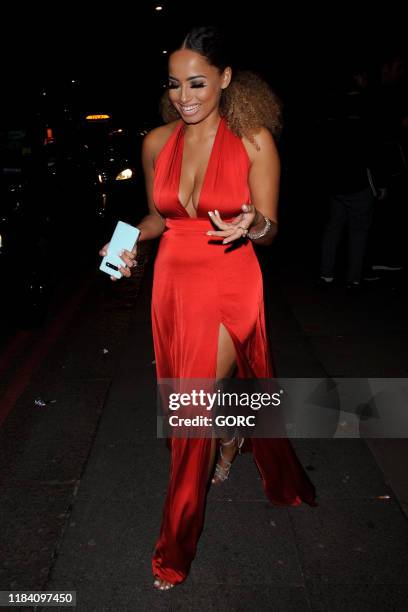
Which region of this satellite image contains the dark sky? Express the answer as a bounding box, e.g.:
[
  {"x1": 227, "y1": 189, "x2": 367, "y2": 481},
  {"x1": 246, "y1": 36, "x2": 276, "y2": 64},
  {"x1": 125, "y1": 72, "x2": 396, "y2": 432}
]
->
[{"x1": 3, "y1": 1, "x2": 406, "y2": 116}]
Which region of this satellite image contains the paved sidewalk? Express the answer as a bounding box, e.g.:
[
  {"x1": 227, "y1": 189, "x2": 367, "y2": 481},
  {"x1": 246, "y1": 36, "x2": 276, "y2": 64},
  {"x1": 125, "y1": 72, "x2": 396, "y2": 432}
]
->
[
  {"x1": 46, "y1": 254, "x2": 408, "y2": 610},
  {"x1": 1, "y1": 243, "x2": 408, "y2": 611}
]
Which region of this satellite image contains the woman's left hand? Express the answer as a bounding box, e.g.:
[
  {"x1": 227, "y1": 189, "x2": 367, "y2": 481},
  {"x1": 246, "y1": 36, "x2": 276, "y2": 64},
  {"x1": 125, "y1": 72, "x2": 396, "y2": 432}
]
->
[{"x1": 206, "y1": 204, "x2": 256, "y2": 244}]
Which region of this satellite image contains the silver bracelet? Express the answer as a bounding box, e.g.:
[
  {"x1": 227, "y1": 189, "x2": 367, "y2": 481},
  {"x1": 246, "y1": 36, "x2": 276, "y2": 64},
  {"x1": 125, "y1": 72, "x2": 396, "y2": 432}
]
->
[{"x1": 247, "y1": 216, "x2": 272, "y2": 240}]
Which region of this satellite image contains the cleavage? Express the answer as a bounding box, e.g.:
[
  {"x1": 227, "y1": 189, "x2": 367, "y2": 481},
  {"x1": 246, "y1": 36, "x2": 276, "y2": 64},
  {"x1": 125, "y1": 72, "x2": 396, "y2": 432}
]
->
[{"x1": 178, "y1": 135, "x2": 215, "y2": 215}]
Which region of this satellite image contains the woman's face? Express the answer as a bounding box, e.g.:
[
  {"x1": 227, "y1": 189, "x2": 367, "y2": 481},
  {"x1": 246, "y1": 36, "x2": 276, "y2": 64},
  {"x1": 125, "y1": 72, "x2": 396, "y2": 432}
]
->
[{"x1": 168, "y1": 49, "x2": 231, "y2": 123}]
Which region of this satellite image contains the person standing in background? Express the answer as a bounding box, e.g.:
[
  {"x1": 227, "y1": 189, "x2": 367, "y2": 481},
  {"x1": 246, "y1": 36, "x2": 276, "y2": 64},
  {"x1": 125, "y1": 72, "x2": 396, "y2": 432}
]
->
[{"x1": 317, "y1": 65, "x2": 386, "y2": 292}]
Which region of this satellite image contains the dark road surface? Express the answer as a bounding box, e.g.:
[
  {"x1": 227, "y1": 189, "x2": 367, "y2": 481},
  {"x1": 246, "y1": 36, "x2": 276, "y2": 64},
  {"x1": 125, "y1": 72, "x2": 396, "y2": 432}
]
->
[{"x1": 1, "y1": 237, "x2": 408, "y2": 611}]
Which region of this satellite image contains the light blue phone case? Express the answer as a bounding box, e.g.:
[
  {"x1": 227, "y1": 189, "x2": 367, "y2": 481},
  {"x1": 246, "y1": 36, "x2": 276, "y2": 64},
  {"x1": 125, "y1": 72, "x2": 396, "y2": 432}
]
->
[{"x1": 99, "y1": 221, "x2": 140, "y2": 279}]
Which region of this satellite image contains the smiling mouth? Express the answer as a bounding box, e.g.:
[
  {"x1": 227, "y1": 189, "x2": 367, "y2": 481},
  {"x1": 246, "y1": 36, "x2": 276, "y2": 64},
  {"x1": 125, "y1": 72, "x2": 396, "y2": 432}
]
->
[{"x1": 179, "y1": 104, "x2": 200, "y2": 115}]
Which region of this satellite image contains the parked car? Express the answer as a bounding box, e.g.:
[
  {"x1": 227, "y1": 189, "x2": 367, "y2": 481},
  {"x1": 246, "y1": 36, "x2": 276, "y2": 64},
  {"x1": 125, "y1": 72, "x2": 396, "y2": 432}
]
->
[
  {"x1": 74, "y1": 113, "x2": 150, "y2": 240},
  {"x1": 0, "y1": 81, "x2": 156, "y2": 329},
  {"x1": 0, "y1": 124, "x2": 53, "y2": 327}
]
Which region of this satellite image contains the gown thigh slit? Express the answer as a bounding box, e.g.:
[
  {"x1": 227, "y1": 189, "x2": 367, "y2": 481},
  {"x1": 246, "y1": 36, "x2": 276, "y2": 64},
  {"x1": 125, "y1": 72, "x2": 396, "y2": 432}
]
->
[
  {"x1": 215, "y1": 322, "x2": 238, "y2": 379},
  {"x1": 150, "y1": 116, "x2": 317, "y2": 585}
]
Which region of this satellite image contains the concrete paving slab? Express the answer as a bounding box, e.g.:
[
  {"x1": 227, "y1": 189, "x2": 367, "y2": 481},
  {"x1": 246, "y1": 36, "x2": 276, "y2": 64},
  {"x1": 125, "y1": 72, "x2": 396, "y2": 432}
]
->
[
  {"x1": 306, "y1": 333, "x2": 408, "y2": 377},
  {"x1": 287, "y1": 498, "x2": 408, "y2": 585},
  {"x1": 365, "y1": 438, "x2": 408, "y2": 518},
  {"x1": 306, "y1": 581, "x2": 408, "y2": 612},
  {"x1": 48, "y1": 581, "x2": 315, "y2": 612},
  {"x1": 0, "y1": 482, "x2": 74, "y2": 591},
  {"x1": 0, "y1": 379, "x2": 110, "y2": 483},
  {"x1": 188, "y1": 501, "x2": 307, "y2": 587},
  {"x1": 292, "y1": 439, "x2": 394, "y2": 500}
]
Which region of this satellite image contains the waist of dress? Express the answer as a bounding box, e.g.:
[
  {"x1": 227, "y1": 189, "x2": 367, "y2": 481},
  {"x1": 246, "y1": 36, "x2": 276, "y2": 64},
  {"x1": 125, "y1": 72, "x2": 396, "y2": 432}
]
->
[{"x1": 165, "y1": 217, "x2": 236, "y2": 233}]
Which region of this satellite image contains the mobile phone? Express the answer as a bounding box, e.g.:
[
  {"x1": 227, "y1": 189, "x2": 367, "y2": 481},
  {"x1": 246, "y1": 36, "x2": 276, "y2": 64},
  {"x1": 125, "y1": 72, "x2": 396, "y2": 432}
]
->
[{"x1": 99, "y1": 221, "x2": 140, "y2": 279}]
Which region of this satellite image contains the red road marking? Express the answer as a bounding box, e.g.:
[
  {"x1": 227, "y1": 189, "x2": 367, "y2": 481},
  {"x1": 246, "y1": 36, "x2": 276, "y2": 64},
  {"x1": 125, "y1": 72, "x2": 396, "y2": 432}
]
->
[
  {"x1": 0, "y1": 330, "x2": 32, "y2": 377},
  {"x1": 0, "y1": 271, "x2": 97, "y2": 428}
]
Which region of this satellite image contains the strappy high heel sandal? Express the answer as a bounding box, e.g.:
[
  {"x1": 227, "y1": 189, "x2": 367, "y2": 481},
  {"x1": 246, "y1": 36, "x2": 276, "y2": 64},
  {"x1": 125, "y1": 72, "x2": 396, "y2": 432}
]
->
[{"x1": 211, "y1": 432, "x2": 245, "y2": 484}]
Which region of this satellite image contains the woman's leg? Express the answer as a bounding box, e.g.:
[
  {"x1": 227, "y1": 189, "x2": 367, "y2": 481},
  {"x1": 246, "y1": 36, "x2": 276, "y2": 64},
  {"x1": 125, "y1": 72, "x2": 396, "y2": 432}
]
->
[{"x1": 207, "y1": 323, "x2": 241, "y2": 483}]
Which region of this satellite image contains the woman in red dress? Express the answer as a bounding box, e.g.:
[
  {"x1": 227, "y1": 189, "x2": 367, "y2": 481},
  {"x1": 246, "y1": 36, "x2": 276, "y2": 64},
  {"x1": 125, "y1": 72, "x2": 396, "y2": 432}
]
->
[{"x1": 100, "y1": 26, "x2": 317, "y2": 591}]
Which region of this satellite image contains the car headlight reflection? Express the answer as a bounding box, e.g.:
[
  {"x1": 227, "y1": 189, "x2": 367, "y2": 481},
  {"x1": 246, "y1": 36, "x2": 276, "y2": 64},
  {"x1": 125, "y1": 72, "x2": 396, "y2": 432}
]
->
[{"x1": 115, "y1": 168, "x2": 133, "y2": 181}]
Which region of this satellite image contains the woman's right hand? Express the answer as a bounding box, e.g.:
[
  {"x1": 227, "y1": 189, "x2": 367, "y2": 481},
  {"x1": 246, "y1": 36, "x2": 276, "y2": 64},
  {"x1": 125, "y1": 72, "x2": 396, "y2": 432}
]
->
[{"x1": 99, "y1": 242, "x2": 138, "y2": 281}]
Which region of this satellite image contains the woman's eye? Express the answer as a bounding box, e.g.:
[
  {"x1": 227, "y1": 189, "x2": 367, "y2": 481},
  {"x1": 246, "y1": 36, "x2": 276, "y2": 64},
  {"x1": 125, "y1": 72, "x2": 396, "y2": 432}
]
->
[{"x1": 167, "y1": 82, "x2": 205, "y2": 89}]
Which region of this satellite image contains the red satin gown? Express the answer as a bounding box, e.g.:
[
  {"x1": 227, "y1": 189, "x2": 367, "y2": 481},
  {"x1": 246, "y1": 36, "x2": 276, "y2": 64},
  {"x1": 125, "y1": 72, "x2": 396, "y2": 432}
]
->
[{"x1": 150, "y1": 116, "x2": 317, "y2": 585}]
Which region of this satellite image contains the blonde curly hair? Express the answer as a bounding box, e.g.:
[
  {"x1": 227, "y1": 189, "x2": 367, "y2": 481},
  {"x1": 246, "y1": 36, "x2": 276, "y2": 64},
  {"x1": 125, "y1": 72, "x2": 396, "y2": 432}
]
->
[{"x1": 159, "y1": 27, "x2": 283, "y2": 148}]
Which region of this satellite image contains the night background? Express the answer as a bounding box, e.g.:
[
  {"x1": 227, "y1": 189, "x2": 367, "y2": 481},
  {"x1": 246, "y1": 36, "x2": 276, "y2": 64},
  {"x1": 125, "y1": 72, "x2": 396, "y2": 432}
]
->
[
  {"x1": 1, "y1": 1, "x2": 408, "y2": 609},
  {"x1": 3, "y1": 2, "x2": 407, "y2": 113}
]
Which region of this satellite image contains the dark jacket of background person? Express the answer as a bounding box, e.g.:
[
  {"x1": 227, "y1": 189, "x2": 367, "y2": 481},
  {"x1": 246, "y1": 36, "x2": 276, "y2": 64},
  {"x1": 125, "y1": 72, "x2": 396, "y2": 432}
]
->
[{"x1": 318, "y1": 84, "x2": 387, "y2": 196}]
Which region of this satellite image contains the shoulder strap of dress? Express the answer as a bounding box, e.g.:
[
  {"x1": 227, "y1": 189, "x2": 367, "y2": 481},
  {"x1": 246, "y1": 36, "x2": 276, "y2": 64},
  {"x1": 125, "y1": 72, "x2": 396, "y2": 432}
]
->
[{"x1": 155, "y1": 121, "x2": 184, "y2": 169}]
